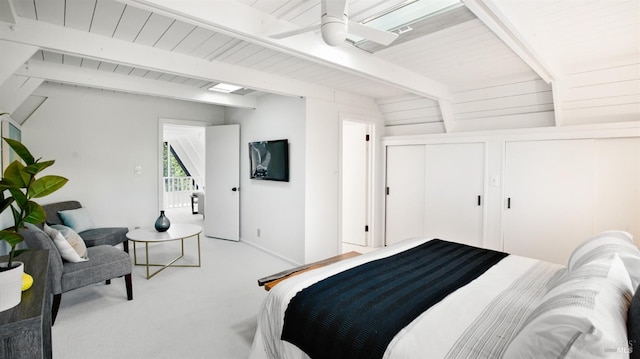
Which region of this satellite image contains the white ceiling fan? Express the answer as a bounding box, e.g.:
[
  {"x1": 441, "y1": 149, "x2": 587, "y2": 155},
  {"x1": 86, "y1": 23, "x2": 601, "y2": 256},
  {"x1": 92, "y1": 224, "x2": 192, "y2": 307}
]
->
[{"x1": 270, "y1": 0, "x2": 399, "y2": 47}]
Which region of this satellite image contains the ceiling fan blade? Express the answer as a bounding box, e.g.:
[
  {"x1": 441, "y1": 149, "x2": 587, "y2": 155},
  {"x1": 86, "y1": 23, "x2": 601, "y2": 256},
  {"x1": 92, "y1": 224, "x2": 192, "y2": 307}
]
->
[
  {"x1": 270, "y1": 25, "x2": 319, "y2": 40},
  {"x1": 348, "y1": 21, "x2": 399, "y2": 46}
]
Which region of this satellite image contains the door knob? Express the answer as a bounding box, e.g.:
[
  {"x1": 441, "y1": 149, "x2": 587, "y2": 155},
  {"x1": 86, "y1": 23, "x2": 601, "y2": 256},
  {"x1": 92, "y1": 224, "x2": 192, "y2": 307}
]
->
[{"x1": 232, "y1": 187, "x2": 238, "y2": 192}]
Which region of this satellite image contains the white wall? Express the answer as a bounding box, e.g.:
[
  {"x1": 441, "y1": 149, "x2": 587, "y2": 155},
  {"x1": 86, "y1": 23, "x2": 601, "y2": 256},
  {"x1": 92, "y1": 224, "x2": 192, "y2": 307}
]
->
[
  {"x1": 19, "y1": 83, "x2": 224, "y2": 231},
  {"x1": 226, "y1": 92, "x2": 385, "y2": 265},
  {"x1": 305, "y1": 94, "x2": 385, "y2": 263},
  {"x1": 6, "y1": 82, "x2": 385, "y2": 265},
  {"x1": 225, "y1": 94, "x2": 306, "y2": 263}
]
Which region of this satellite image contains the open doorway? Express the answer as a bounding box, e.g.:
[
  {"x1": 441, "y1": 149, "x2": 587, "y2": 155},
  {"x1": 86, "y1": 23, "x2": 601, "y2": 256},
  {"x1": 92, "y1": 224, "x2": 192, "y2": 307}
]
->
[
  {"x1": 161, "y1": 123, "x2": 206, "y2": 223},
  {"x1": 341, "y1": 119, "x2": 375, "y2": 254}
]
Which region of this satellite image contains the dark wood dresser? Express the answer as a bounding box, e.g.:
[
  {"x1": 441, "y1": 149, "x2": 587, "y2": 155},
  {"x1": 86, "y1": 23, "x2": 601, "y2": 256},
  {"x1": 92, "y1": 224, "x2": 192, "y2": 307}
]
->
[{"x1": 0, "y1": 249, "x2": 52, "y2": 359}]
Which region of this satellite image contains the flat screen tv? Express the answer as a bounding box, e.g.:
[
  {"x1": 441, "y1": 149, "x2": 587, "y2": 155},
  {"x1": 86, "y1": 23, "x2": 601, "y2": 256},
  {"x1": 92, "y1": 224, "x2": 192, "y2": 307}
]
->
[{"x1": 249, "y1": 139, "x2": 289, "y2": 182}]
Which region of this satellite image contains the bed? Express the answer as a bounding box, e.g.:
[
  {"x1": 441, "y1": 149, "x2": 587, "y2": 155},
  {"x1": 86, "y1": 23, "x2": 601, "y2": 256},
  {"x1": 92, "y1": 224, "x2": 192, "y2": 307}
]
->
[{"x1": 250, "y1": 232, "x2": 640, "y2": 359}]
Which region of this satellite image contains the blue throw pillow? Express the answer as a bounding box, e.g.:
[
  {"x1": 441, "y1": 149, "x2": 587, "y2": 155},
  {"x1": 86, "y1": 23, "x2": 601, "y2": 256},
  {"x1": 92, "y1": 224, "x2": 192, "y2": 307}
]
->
[{"x1": 58, "y1": 207, "x2": 96, "y2": 233}]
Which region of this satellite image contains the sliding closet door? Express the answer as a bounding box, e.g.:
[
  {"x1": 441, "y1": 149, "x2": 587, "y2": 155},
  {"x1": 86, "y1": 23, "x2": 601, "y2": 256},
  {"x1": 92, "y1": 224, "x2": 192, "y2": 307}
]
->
[
  {"x1": 504, "y1": 139, "x2": 594, "y2": 264},
  {"x1": 593, "y1": 137, "x2": 640, "y2": 239},
  {"x1": 385, "y1": 145, "x2": 425, "y2": 246},
  {"x1": 423, "y1": 143, "x2": 484, "y2": 247}
]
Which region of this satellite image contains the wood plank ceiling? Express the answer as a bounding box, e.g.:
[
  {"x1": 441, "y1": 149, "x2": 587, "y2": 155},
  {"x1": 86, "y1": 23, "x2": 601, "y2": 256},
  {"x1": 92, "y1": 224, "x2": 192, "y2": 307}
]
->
[{"x1": 1, "y1": 0, "x2": 638, "y2": 132}]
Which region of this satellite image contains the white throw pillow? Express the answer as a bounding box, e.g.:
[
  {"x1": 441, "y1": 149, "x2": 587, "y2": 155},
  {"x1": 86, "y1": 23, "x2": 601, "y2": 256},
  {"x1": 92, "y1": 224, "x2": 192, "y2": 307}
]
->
[
  {"x1": 504, "y1": 253, "x2": 633, "y2": 358},
  {"x1": 57, "y1": 207, "x2": 96, "y2": 233},
  {"x1": 43, "y1": 223, "x2": 89, "y2": 262},
  {"x1": 567, "y1": 231, "x2": 640, "y2": 289}
]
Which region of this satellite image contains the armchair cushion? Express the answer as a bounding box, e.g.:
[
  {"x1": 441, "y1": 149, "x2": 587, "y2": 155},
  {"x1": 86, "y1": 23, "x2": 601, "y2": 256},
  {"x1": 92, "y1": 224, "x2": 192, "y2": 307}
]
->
[
  {"x1": 61, "y1": 245, "x2": 131, "y2": 293},
  {"x1": 79, "y1": 227, "x2": 129, "y2": 248},
  {"x1": 58, "y1": 207, "x2": 96, "y2": 233}
]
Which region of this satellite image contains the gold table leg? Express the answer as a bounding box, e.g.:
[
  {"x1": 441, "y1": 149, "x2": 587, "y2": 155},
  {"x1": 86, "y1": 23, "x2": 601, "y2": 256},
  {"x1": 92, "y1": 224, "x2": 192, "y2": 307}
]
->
[{"x1": 132, "y1": 234, "x2": 202, "y2": 279}]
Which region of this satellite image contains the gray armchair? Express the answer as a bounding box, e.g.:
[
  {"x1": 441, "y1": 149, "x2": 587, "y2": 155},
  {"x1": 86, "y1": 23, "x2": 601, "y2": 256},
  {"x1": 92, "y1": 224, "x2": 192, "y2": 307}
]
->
[
  {"x1": 20, "y1": 223, "x2": 133, "y2": 325},
  {"x1": 43, "y1": 201, "x2": 129, "y2": 253}
]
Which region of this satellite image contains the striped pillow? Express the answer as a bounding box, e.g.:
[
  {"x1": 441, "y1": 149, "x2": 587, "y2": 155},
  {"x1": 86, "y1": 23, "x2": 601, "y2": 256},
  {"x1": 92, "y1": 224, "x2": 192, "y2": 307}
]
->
[
  {"x1": 43, "y1": 223, "x2": 89, "y2": 263},
  {"x1": 504, "y1": 253, "x2": 633, "y2": 358},
  {"x1": 567, "y1": 231, "x2": 640, "y2": 289}
]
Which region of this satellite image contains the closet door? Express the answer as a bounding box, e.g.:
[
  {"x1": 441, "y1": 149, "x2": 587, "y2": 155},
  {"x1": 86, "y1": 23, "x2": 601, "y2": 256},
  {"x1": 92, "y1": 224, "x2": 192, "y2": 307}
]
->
[
  {"x1": 385, "y1": 145, "x2": 425, "y2": 246},
  {"x1": 593, "y1": 137, "x2": 640, "y2": 239},
  {"x1": 504, "y1": 139, "x2": 594, "y2": 264},
  {"x1": 423, "y1": 143, "x2": 484, "y2": 247}
]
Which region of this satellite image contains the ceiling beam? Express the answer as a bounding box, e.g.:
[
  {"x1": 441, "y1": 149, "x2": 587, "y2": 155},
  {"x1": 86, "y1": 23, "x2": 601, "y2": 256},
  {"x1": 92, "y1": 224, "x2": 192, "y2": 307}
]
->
[
  {"x1": 438, "y1": 99, "x2": 456, "y2": 133},
  {"x1": 16, "y1": 60, "x2": 258, "y2": 109},
  {"x1": 551, "y1": 79, "x2": 566, "y2": 127},
  {"x1": 0, "y1": 39, "x2": 37, "y2": 85},
  {"x1": 0, "y1": 18, "x2": 339, "y2": 102},
  {"x1": 0, "y1": 0, "x2": 16, "y2": 24},
  {"x1": 119, "y1": 0, "x2": 452, "y2": 101},
  {"x1": 462, "y1": 0, "x2": 557, "y2": 84},
  {"x1": 462, "y1": 0, "x2": 565, "y2": 125}
]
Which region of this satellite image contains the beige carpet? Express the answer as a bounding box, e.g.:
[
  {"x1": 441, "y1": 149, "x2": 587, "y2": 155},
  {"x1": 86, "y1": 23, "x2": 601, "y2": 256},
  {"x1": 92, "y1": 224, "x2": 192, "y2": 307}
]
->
[{"x1": 51, "y1": 209, "x2": 293, "y2": 359}]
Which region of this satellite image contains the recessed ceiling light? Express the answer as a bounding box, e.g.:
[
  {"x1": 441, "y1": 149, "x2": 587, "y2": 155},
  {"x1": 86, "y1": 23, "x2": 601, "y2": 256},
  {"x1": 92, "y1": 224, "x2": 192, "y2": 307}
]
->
[{"x1": 208, "y1": 83, "x2": 243, "y2": 93}]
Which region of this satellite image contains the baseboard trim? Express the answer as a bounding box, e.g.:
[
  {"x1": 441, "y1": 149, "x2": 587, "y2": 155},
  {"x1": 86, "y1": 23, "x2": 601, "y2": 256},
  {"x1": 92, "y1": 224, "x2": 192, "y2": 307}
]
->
[{"x1": 240, "y1": 239, "x2": 301, "y2": 267}]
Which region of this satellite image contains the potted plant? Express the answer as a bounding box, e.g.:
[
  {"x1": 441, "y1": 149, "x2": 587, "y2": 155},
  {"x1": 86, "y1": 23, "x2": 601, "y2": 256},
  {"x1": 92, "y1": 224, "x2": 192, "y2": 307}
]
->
[{"x1": 0, "y1": 128, "x2": 67, "y2": 311}]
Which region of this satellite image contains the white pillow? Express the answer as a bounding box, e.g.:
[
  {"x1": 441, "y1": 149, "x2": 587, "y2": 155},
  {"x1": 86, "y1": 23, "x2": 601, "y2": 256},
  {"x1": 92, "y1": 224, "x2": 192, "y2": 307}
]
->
[
  {"x1": 43, "y1": 223, "x2": 89, "y2": 263},
  {"x1": 504, "y1": 254, "x2": 633, "y2": 358},
  {"x1": 567, "y1": 231, "x2": 640, "y2": 288},
  {"x1": 57, "y1": 207, "x2": 96, "y2": 233}
]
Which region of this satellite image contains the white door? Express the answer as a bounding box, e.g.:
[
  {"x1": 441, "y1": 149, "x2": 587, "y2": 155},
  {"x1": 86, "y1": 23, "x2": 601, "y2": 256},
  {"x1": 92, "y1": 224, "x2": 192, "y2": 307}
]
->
[
  {"x1": 341, "y1": 121, "x2": 369, "y2": 246},
  {"x1": 423, "y1": 143, "x2": 484, "y2": 247},
  {"x1": 593, "y1": 137, "x2": 640, "y2": 238},
  {"x1": 504, "y1": 139, "x2": 594, "y2": 264},
  {"x1": 205, "y1": 125, "x2": 240, "y2": 241},
  {"x1": 385, "y1": 145, "x2": 425, "y2": 246}
]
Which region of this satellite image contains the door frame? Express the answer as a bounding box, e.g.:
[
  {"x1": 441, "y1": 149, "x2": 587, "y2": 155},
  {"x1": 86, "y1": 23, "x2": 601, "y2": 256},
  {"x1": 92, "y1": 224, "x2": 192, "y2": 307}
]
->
[
  {"x1": 339, "y1": 114, "x2": 375, "y2": 250},
  {"x1": 158, "y1": 118, "x2": 211, "y2": 212}
]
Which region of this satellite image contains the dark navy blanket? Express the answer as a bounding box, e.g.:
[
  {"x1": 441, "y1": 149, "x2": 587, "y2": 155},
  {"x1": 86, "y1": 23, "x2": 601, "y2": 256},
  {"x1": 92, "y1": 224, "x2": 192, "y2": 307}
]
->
[{"x1": 280, "y1": 239, "x2": 509, "y2": 359}]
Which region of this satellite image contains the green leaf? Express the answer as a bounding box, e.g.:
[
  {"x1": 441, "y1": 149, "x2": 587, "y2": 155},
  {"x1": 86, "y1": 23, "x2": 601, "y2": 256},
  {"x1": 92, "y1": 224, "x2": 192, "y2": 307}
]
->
[
  {"x1": 3, "y1": 161, "x2": 28, "y2": 187},
  {"x1": 0, "y1": 197, "x2": 14, "y2": 213},
  {"x1": 0, "y1": 230, "x2": 23, "y2": 247},
  {"x1": 28, "y1": 175, "x2": 68, "y2": 198},
  {"x1": 23, "y1": 201, "x2": 46, "y2": 224},
  {"x1": 3, "y1": 137, "x2": 35, "y2": 165},
  {"x1": 0, "y1": 180, "x2": 13, "y2": 191},
  {"x1": 0, "y1": 138, "x2": 62, "y2": 264},
  {"x1": 9, "y1": 188, "x2": 29, "y2": 207},
  {"x1": 24, "y1": 160, "x2": 55, "y2": 176},
  {"x1": 12, "y1": 248, "x2": 29, "y2": 258},
  {"x1": 8, "y1": 187, "x2": 27, "y2": 206},
  {"x1": 10, "y1": 205, "x2": 20, "y2": 225}
]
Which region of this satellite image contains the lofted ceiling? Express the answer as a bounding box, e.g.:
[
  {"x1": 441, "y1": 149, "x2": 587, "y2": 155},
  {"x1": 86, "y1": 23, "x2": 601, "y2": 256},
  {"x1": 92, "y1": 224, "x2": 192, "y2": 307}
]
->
[{"x1": 0, "y1": 0, "x2": 638, "y2": 132}]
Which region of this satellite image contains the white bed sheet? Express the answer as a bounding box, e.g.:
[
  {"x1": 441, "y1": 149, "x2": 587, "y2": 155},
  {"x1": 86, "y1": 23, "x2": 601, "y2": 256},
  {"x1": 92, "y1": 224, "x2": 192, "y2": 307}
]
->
[{"x1": 249, "y1": 238, "x2": 564, "y2": 359}]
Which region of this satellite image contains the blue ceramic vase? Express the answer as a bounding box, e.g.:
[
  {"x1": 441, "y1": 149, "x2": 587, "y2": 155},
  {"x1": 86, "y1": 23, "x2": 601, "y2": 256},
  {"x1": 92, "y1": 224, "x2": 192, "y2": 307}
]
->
[{"x1": 154, "y1": 210, "x2": 170, "y2": 232}]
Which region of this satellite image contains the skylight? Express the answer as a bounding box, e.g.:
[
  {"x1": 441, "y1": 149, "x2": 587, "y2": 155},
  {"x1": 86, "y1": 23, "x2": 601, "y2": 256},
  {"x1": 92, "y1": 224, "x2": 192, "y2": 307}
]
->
[
  {"x1": 348, "y1": 0, "x2": 462, "y2": 44},
  {"x1": 208, "y1": 83, "x2": 243, "y2": 93}
]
